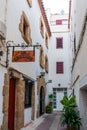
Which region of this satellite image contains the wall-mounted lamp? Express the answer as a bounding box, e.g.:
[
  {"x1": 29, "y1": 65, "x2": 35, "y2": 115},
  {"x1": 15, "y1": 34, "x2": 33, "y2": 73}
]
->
[
  {"x1": 40, "y1": 72, "x2": 45, "y2": 77},
  {"x1": 58, "y1": 83, "x2": 61, "y2": 87}
]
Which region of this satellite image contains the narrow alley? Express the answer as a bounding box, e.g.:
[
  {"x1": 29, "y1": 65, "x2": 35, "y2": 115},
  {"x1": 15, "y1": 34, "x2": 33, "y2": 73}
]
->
[
  {"x1": 26, "y1": 112, "x2": 67, "y2": 130},
  {"x1": 0, "y1": 0, "x2": 87, "y2": 130}
]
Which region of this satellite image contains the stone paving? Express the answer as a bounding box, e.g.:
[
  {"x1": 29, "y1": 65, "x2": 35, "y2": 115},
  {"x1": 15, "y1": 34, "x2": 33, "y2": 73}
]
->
[{"x1": 35, "y1": 111, "x2": 67, "y2": 130}]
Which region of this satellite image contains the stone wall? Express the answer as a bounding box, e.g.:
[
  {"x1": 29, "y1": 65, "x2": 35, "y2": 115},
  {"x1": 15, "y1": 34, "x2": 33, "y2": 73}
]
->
[
  {"x1": 37, "y1": 76, "x2": 46, "y2": 117},
  {"x1": 1, "y1": 69, "x2": 25, "y2": 130}
]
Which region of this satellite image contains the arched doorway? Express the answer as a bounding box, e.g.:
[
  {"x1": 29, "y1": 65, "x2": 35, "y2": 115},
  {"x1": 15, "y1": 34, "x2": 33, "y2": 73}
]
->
[{"x1": 40, "y1": 86, "x2": 45, "y2": 115}]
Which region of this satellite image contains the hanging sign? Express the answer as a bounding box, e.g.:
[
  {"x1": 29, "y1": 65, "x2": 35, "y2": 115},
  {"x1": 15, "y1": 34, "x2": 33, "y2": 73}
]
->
[{"x1": 12, "y1": 50, "x2": 35, "y2": 62}]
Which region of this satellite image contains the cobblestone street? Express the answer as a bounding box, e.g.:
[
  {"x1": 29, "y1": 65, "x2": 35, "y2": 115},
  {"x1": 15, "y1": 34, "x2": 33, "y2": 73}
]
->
[{"x1": 35, "y1": 111, "x2": 67, "y2": 130}]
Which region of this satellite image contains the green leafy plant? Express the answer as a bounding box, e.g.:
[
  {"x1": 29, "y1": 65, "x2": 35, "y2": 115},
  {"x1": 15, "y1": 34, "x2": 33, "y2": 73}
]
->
[
  {"x1": 60, "y1": 96, "x2": 82, "y2": 130},
  {"x1": 48, "y1": 94, "x2": 53, "y2": 99},
  {"x1": 48, "y1": 94, "x2": 53, "y2": 107},
  {"x1": 46, "y1": 104, "x2": 53, "y2": 113}
]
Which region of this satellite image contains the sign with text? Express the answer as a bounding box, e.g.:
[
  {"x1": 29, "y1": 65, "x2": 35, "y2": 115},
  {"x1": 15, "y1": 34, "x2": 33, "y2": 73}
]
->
[{"x1": 12, "y1": 50, "x2": 35, "y2": 62}]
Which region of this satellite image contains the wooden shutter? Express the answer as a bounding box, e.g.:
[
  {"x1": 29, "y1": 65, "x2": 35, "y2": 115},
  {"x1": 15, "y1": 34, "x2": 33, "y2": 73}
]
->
[
  {"x1": 56, "y1": 20, "x2": 62, "y2": 25},
  {"x1": 56, "y1": 62, "x2": 64, "y2": 74},
  {"x1": 56, "y1": 38, "x2": 63, "y2": 48}
]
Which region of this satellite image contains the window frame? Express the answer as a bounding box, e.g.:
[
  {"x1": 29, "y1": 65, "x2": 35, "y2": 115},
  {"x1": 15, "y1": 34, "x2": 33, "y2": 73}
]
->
[
  {"x1": 45, "y1": 55, "x2": 49, "y2": 73},
  {"x1": 39, "y1": 46, "x2": 45, "y2": 69},
  {"x1": 27, "y1": 0, "x2": 32, "y2": 7},
  {"x1": 56, "y1": 20, "x2": 62, "y2": 25},
  {"x1": 45, "y1": 33, "x2": 48, "y2": 49},
  {"x1": 40, "y1": 17, "x2": 44, "y2": 38},
  {"x1": 56, "y1": 37, "x2": 63, "y2": 49},
  {"x1": 19, "y1": 11, "x2": 32, "y2": 45},
  {"x1": 56, "y1": 62, "x2": 64, "y2": 74},
  {"x1": 24, "y1": 79, "x2": 32, "y2": 108}
]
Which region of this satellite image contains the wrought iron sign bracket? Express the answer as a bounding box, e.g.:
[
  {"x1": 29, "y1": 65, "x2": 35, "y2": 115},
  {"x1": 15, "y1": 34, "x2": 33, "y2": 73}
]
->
[{"x1": 6, "y1": 41, "x2": 41, "y2": 68}]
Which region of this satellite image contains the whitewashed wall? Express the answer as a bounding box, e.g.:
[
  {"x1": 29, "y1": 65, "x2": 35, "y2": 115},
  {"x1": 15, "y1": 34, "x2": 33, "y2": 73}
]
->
[
  {"x1": 71, "y1": 0, "x2": 87, "y2": 129},
  {"x1": 6, "y1": 0, "x2": 48, "y2": 80},
  {"x1": 5, "y1": 0, "x2": 49, "y2": 125},
  {"x1": 0, "y1": 66, "x2": 7, "y2": 127},
  {"x1": 48, "y1": 14, "x2": 71, "y2": 91},
  {"x1": 0, "y1": 0, "x2": 7, "y2": 128}
]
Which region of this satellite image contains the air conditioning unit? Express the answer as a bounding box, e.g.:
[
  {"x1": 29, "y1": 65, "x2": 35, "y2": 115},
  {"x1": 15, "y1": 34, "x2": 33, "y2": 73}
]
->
[{"x1": 0, "y1": 20, "x2": 6, "y2": 39}]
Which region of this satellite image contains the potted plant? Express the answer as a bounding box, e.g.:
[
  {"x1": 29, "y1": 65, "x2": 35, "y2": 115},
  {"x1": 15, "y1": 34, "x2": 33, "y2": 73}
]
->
[
  {"x1": 48, "y1": 94, "x2": 53, "y2": 106},
  {"x1": 46, "y1": 104, "x2": 53, "y2": 113},
  {"x1": 60, "y1": 95, "x2": 82, "y2": 130}
]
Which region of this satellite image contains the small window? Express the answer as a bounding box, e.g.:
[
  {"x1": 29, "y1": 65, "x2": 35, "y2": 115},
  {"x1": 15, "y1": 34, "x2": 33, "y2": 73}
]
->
[
  {"x1": 56, "y1": 62, "x2": 64, "y2": 74},
  {"x1": 74, "y1": 33, "x2": 76, "y2": 55},
  {"x1": 40, "y1": 17, "x2": 44, "y2": 38},
  {"x1": 45, "y1": 55, "x2": 49, "y2": 73},
  {"x1": 27, "y1": 0, "x2": 32, "y2": 7},
  {"x1": 56, "y1": 38, "x2": 63, "y2": 48},
  {"x1": 56, "y1": 20, "x2": 62, "y2": 25},
  {"x1": 25, "y1": 80, "x2": 32, "y2": 108},
  {"x1": 39, "y1": 46, "x2": 45, "y2": 69},
  {"x1": 45, "y1": 33, "x2": 48, "y2": 49},
  {"x1": 19, "y1": 11, "x2": 32, "y2": 45}
]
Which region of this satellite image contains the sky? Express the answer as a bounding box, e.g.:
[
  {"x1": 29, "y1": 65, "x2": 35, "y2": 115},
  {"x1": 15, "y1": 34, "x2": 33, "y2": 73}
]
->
[{"x1": 43, "y1": 0, "x2": 69, "y2": 14}]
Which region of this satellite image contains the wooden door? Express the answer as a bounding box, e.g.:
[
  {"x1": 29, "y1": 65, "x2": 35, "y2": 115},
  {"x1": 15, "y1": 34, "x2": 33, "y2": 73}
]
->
[
  {"x1": 8, "y1": 78, "x2": 16, "y2": 130},
  {"x1": 57, "y1": 92, "x2": 64, "y2": 110}
]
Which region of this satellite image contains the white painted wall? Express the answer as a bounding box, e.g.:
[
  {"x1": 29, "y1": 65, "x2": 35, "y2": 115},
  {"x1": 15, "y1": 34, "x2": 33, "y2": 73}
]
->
[
  {"x1": 6, "y1": 0, "x2": 48, "y2": 80},
  {"x1": 0, "y1": 0, "x2": 7, "y2": 23},
  {"x1": 71, "y1": 0, "x2": 87, "y2": 129},
  {"x1": 0, "y1": 66, "x2": 7, "y2": 127},
  {"x1": 49, "y1": 14, "x2": 71, "y2": 88},
  {"x1": 6, "y1": 0, "x2": 49, "y2": 125},
  {"x1": 0, "y1": 0, "x2": 50, "y2": 128},
  {"x1": 47, "y1": 14, "x2": 72, "y2": 109}
]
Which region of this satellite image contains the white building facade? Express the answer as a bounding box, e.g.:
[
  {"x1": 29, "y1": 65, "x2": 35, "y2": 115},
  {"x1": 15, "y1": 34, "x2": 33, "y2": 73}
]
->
[
  {"x1": 70, "y1": 0, "x2": 87, "y2": 129},
  {"x1": 48, "y1": 13, "x2": 72, "y2": 110},
  {"x1": 0, "y1": 0, "x2": 51, "y2": 130}
]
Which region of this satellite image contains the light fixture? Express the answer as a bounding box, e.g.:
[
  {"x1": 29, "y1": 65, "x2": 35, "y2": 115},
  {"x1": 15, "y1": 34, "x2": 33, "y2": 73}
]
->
[
  {"x1": 40, "y1": 72, "x2": 45, "y2": 76},
  {"x1": 58, "y1": 83, "x2": 61, "y2": 87}
]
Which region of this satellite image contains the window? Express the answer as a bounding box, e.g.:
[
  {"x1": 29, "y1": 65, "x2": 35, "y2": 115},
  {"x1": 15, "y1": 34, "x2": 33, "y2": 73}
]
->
[
  {"x1": 56, "y1": 38, "x2": 63, "y2": 48},
  {"x1": 27, "y1": 0, "x2": 32, "y2": 7},
  {"x1": 56, "y1": 19, "x2": 68, "y2": 25},
  {"x1": 74, "y1": 33, "x2": 76, "y2": 55},
  {"x1": 56, "y1": 20, "x2": 62, "y2": 25},
  {"x1": 45, "y1": 55, "x2": 49, "y2": 73},
  {"x1": 39, "y1": 46, "x2": 45, "y2": 69},
  {"x1": 40, "y1": 17, "x2": 44, "y2": 38},
  {"x1": 56, "y1": 62, "x2": 64, "y2": 74},
  {"x1": 45, "y1": 33, "x2": 48, "y2": 49},
  {"x1": 25, "y1": 80, "x2": 32, "y2": 108},
  {"x1": 19, "y1": 11, "x2": 32, "y2": 45}
]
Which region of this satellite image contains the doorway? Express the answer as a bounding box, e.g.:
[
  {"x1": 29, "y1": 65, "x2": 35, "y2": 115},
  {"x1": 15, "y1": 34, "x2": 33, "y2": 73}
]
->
[
  {"x1": 53, "y1": 88, "x2": 67, "y2": 110},
  {"x1": 40, "y1": 86, "x2": 45, "y2": 115},
  {"x1": 8, "y1": 78, "x2": 16, "y2": 130}
]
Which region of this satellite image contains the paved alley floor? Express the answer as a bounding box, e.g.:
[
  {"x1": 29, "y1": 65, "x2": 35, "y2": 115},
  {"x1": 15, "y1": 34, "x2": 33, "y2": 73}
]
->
[{"x1": 35, "y1": 111, "x2": 67, "y2": 130}]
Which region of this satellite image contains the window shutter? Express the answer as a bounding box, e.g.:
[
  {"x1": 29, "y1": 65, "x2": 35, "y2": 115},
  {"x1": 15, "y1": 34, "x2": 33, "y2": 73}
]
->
[
  {"x1": 56, "y1": 38, "x2": 63, "y2": 48},
  {"x1": 56, "y1": 62, "x2": 64, "y2": 74},
  {"x1": 56, "y1": 20, "x2": 62, "y2": 25}
]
